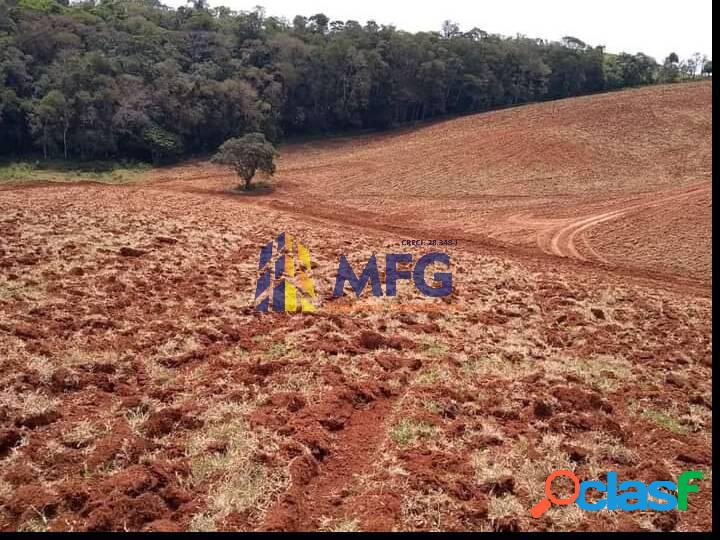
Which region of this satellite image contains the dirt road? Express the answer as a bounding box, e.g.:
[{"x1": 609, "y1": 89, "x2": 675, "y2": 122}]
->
[{"x1": 522, "y1": 183, "x2": 711, "y2": 263}]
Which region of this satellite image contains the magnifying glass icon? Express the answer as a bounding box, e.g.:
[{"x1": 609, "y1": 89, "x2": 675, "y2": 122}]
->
[{"x1": 531, "y1": 469, "x2": 580, "y2": 518}]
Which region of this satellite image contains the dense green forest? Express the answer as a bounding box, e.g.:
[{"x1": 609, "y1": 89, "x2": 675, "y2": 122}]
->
[{"x1": 0, "y1": 0, "x2": 711, "y2": 162}]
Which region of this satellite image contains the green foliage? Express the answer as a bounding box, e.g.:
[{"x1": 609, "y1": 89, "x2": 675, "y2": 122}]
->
[
  {"x1": 604, "y1": 52, "x2": 657, "y2": 89},
  {"x1": 389, "y1": 418, "x2": 436, "y2": 448},
  {"x1": 0, "y1": 1, "x2": 702, "y2": 163},
  {"x1": 642, "y1": 408, "x2": 689, "y2": 435},
  {"x1": 142, "y1": 124, "x2": 184, "y2": 164},
  {"x1": 0, "y1": 159, "x2": 149, "y2": 183},
  {"x1": 212, "y1": 133, "x2": 277, "y2": 190},
  {"x1": 659, "y1": 53, "x2": 681, "y2": 84},
  {"x1": 17, "y1": 0, "x2": 65, "y2": 13}
]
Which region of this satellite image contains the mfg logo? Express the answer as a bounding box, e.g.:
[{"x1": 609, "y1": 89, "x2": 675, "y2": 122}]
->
[
  {"x1": 333, "y1": 253, "x2": 452, "y2": 298},
  {"x1": 254, "y1": 233, "x2": 453, "y2": 312}
]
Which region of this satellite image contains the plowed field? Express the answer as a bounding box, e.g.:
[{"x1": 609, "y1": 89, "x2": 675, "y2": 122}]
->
[{"x1": 0, "y1": 82, "x2": 712, "y2": 532}]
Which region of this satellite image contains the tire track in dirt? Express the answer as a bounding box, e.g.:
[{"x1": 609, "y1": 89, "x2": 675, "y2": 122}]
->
[
  {"x1": 2, "y1": 177, "x2": 709, "y2": 296},
  {"x1": 246, "y1": 194, "x2": 709, "y2": 297},
  {"x1": 546, "y1": 207, "x2": 629, "y2": 261},
  {"x1": 13, "y1": 175, "x2": 710, "y2": 291},
  {"x1": 260, "y1": 383, "x2": 400, "y2": 531},
  {"x1": 544, "y1": 183, "x2": 710, "y2": 262}
]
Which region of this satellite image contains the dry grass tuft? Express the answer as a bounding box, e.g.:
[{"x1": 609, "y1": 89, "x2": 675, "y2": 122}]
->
[
  {"x1": 389, "y1": 419, "x2": 436, "y2": 448},
  {"x1": 187, "y1": 403, "x2": 289, "y2": 531},
  {"x1": 61, "y1": 420, "x2": 102, "y2": 449}
]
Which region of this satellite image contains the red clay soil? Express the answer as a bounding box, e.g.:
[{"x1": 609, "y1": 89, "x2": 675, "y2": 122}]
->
[
  {"x1": 259, "y1": 384, "x2": 398, "y2": 531},
  {"x1": 0, "y1": 83, "x2": 712, "y2": 532},
  {"x1": 261, "y1": 81, "x2": 712, "y2": 285}
]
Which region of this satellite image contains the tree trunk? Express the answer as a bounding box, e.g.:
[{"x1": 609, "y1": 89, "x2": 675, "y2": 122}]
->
[{"x1": 63, "y1": 123, "x2": 68, "y2": 160}]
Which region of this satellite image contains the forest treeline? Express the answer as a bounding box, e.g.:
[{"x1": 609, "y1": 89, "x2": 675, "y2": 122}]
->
[{"x1": 0, "y1": 0, "x2": 712, "y2": 162}]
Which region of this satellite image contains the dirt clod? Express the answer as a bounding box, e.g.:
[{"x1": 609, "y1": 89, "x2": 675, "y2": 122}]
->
[{"x1": 119, "y1": 247, "x2": 146, "y2": 257}]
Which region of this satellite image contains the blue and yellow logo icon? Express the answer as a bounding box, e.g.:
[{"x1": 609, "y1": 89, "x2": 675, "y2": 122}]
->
[{"x1": 254, "y1": 232, "x2": 317, "y2": 312}]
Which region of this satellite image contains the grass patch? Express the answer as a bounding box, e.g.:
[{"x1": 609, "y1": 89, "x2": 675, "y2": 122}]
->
[
  {"x1": 419, "y1": 337, "x2": 448, "y2": 356},
  {"x1": 487, "y1": 494, "x2": 524, "y2": 522},
  {"x1": 575, "y1": 432, "x2": 638, "y2": 468},
  {"x1": 0, "y1": 280, "x2": 44, "y2": 302},
  {"x1": 424, "y1": 401, "x2": 442, "y2": 415},
  {"x1": 0, "y1": 389, "x2": 57, "y2": 417},
  {"x1": 415, "y1": 367, "x2": 452, "y2": 385},
  {"x1": 61, "y1": 420, "x2": 101, "y2": 449},
  {"x1": 320, "y1": 517, "x2": 360, "y2": 532},
  {"x1": 401, "y1": 490, "x2": 456, "y2": 531},
  {"x1": 186, "y1": 404, "x2": 288, "y2": 531},
  {"x1": 389, "y1": 418, "x2": 436, "y2": 448},
  {"x1": 460, "y1": 351, "x2": 534, "y2": 380},
  {"x1": 472, "y1": 435, "x2": 578, "y2": 507},
  {"x1": 0, "y1": 160, "x2": 150, "y2": 184},
  {"x1": 0, "y1": 479, "x2": 14, "y2": 500},
  {"x1": 265, "y1": 342, "x2": 288, "y2": 359},
  {"x1": 642, "y1": 408, "x2": 689, "y2": 434},
  {"x1": 18, "y1": 516, "x2": 49, "y2": 533},
  {"x1": 125, "y1": 407, "x2": 152, "y2": 435},
  {"x1": 552, "y1": 354, "x2": 632, "y2": 392},
  {"x1": 471, "y1": 451, "x2": 513, "y2": 485}
]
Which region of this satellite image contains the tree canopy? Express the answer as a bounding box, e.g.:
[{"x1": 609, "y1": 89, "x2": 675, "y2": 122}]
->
[
  {"x1": 0, "y1": 0, "x2": 708, "y2": 162},
  {"x1": 211, "y1": 132, "x2": 277, "y2": 190}
]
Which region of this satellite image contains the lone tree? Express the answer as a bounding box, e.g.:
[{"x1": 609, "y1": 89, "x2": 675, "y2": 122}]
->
[{"x1": 212, "y1": 133, "x2": 278, "y2": 191}]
